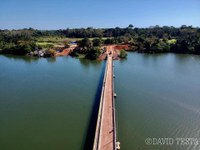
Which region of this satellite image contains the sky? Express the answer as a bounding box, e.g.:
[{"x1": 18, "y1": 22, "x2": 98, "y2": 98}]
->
[{"x1": 0, "y1": 0, "x2": 200, "y2": 29}]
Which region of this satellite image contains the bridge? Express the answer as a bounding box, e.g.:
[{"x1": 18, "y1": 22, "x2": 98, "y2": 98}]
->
[{"x1": 93, "y1": 48, "x2": 120, "y2": 150}]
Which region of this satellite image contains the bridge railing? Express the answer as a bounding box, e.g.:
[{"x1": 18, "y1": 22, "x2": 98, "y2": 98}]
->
[{"x1": 112, "y1": 60, "x2": 117, "y2": 150}]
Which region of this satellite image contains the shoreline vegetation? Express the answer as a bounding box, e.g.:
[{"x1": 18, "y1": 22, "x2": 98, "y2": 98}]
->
[{"x1": 0, "y1": 25, "x2": 200, "y2": 60}]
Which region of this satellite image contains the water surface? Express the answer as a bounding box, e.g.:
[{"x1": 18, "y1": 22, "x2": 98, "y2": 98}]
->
[
  {"x1": 0, "y1": 55, "x2": 103, "y2": 150},
  {"x1": 1, "y1": 53, "x2": 200, "y2": 150},
  {"x1": 115, "y1": 53, "x2": 200, "y2": 150}
]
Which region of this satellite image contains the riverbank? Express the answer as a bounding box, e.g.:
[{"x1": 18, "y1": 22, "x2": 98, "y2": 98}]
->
[{"x1": 1, "y1": 26, "x2": 199, "y2": 59}]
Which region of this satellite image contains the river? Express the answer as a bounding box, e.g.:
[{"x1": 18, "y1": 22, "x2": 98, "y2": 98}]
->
[
  {"x1": 0, "y1": 53, "x2": 200, "y2": 150},
  {"x1": 0, "y1": 55, "x2": 104, "y2": 150},
  {"x1": 115, "y1": 53, "x2": 200, "y2": 150}
]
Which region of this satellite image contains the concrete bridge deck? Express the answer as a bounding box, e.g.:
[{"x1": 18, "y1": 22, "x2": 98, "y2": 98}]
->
[{"x1": 93, "y1": 49, "x2": 118, "y2": 150}]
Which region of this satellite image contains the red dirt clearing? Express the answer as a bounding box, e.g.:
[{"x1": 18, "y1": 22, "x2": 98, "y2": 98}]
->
[
  {"x1": 114, "y1": 44, "x2": 130, "y2": 50},
  {"x1": 99, "y1": 44, "x2": 130, "y2": 60},
  {"x1": 56, "y1": 45, "x2": 77, "y2": 56}
]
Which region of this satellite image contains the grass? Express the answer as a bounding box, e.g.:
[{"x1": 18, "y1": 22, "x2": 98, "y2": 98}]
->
[
  {"x1": 36, "y1": 36, "x2": 110, "y2": 43},
  {"x1": 36, "y1": 36, "x2": 81, "y2": 43},
  {"x1": 35, "y1": 37, "x2": 68, "y2": 48},
  {"x1": 35, "y1": 36, "x2": 110, "y2": 48},
  {"x1": 36, "y1": 42, "x2": 53, "y2": 45},
  {"x1": 167, "y1": 39, "x2": 177, "y2": 44}
]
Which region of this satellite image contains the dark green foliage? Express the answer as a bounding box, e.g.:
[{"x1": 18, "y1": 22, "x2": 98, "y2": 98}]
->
[
  {"x1": 78, "y1": 38, "x2": 92, "y2": 48},
  {"x1": 0, "y1": 29, "x2": 36, "y2": 55},
  {"x1": 85, "y1": 47, "x2": 101, "y2": 60},
  {"x1": 1, "y1": 25, "x2": 200, "y2": 56},
  {"x1": 70, "y1": 38, "x2": 101, "y2": 59},
  {"x1": 69, "y1": 47, "x2": 79, "y2": 57},
  {"x1": 1, "y1": 41, "x2": 36, "y2": 55},
  {"x1": 104, "y1": 38, "x2": 115, "y2": 44},
  {"x1": 194, "y1": 44, "x2": 200, "y2": 54},
  {"x1": 119, "y1": 49, "x2": 127, "y2": 58},
  {"x1": 92, "y1": 38, "x2": 103, "y2": 47},
  {"x1": 45, "y1": 49, "x2": 56, "y2": 57}
]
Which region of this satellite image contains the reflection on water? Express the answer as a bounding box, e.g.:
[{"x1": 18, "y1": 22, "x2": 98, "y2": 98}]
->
[
  {"x1": 1, "y1": 54, "x2": 59, "y2": 64},
  {"x1": 46, "y1": 57, "x2": 57, "y2": 63},
  {"x1": 0, "y1": 55, "x2": 104, "y2": 150},
  {"x1": 115, "y1": 53, "x2": 200, "y2": 150},
  {"x1": 79, "y1": 58, "x2": 102, "y2": 68},
  {"x1": 2, "y1": 54, "x2": 40, "y2": 63},
  {"x1": 1, "y1": 53, "x2": 200, "y2": 150}
]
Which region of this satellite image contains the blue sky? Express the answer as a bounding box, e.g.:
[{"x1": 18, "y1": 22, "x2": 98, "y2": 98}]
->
[{"x1": 0, "y1": 0, "x2": 200, "y2": 29}]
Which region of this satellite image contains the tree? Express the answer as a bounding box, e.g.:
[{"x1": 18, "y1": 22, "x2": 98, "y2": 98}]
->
[
  {"x1": 119, "y1": 49, "x2": 127, "y2": 58},
  {"x1": 85, "y1": 47, "x2": 101, "y2": 60},
  {"x1": 45, "y1": 49, "x2": 56, "y2": 57},
  {"x1": 1, "y1": 26, "x2": 200, "y2": 56},
  {"x1": 104, "y1": 38, "x2": 115, "y2": 44},
  {"x1": 194, "y1": 44, "x2": 200, "y2": 54},
  {"x1": 128, "y1": 24, "x2": 134, "y2": 29},
  {"x1": 92, "y1": 38, "x2": 103, "y2": 47},
  {"x1": 79, "y1": 38, "x2": 92, "y2": 48}
]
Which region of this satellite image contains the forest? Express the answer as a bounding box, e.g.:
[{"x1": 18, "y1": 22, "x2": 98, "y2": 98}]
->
[{"x1": 0, "y1": 25, "x2": 200, "y2": 57}]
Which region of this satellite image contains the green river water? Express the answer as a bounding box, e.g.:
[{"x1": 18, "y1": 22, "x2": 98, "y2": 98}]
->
[{"x1": 0, "y1": 53, "x2": 200, "y2": 150}]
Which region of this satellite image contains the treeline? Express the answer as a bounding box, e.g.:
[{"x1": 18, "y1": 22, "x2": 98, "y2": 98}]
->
[
  {"x1": 0, "y1": 25, "x2": 200, "y2": 56},
  {"x1": 0, "y1": 29, "x2": 37, "y2": 55},
  {"x1": 71, "y1": 37, "x2": 128, "y2": 59},
  {"x1": 70, "y1": 38, "x2": 103, "y2": 60}
]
